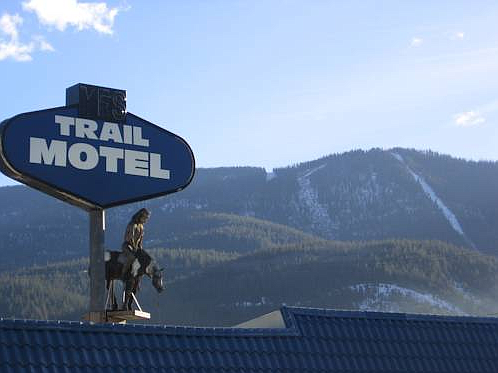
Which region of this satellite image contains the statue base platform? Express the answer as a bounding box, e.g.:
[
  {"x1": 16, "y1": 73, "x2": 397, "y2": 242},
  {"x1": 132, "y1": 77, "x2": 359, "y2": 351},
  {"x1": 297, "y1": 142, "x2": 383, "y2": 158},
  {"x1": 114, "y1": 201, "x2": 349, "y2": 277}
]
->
[
  {"x1": 82, "y1": 310, "x2": 151, "y2": 323},
  {"x1": 106, "y1": 310, "x2": 151, "y2": 323}
]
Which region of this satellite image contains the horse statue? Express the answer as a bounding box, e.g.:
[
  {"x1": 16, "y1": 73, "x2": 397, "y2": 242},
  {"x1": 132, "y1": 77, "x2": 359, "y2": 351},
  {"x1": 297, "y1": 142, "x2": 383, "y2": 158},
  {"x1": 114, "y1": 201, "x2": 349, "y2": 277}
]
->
[{"x1": 105, "y1": 249, "x2": 164, "y2": 311}]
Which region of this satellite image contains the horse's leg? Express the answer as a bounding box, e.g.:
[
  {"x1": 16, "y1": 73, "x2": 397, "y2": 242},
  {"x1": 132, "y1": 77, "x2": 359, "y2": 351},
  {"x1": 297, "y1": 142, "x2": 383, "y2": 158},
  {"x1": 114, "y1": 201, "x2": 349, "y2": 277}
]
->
[
  {"x1": 125, "y1": 277, "x2": 140, "y2": 311},
  {"x1": 130, "y1": 279, "x2": 140, "y2": 310},
  {"x1": 105, "y1": 279, "x2": 114, "y2": 311},
  {"x1": 127, "y1": 279, "x2": 137, "y2": 310},
  {"x1": 123, "y1": 278, "x2": 133, "y2": 311},
  {"x1": 110, "y1": 280, "x2": 117, "y2": 311},
  {"x1": 108, "y1": 280, "x2": 113, "y2": 310}
]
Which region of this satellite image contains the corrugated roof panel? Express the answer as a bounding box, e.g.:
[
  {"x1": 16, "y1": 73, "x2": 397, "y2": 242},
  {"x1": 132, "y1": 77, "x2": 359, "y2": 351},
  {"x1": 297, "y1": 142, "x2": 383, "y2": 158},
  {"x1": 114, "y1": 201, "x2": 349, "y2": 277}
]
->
[
  {"x1": 55, "y1": 330, "x2": 72, "y2": 349},
  {"x1": 406, "y1": 321, "x2": 422, "y2": 343},
  {"x1": 310, "y1": 316, "x2": 323, "y2": 335},
  {"x1": 11, "y1": 344, "x2": 30, "y2": 366},
  {"x1": 0, "y1": 329, "x2": 12, "y2": 345},
  {"x1": 479, "y1": 325, "x2": 494, "y2": 344},
  {"x1": 247, "y1": 336, "x2": 261, "y2": 354},
  {"x1": 490, "y1": 325, "x2": 498, "y2": 343},
  {"x1": 233, "y1": 351, "x2": 249, "y2": 369},
  {"x1": 264, "y1": 352, "x2": 282, "y2": 371},
  {"x1": 465, "y1": 342, "x2": 479, "y2": 360},
  {"x1": 173, "y1": 334, "x2": 190, "y2": 351},
  {"x1": 472, "y1": 357, "x2": 486, "y2": 373},
  {"x1": 488, "y1": 341, "x2": 498, "y2": 358},
  {"x1": 486, "y1": 358, "x2": 497, "y2": 372},
  {"x1": 436, "y1": 357, "x2": 451, "y2": 373},
  {"x1": 469, "y1": 326, "x2": 483, "y2": 344},
  {"x1": 2, "y1": 308, "x2": 498, "y2": 372},
  {"x1": 8, "y1": 329, "x2": 22, "y2": 347},
  {"x1": 52, "y1": 345, "x2": 70, "y2": 368},
  {"x1": 480, "y1": 325, "x2": 492, "y2": 344},
  {"x1": 425, "y1": 340, "x2": 439, "y2": 358},
  {"x1": 184, "y1": 348, "x2": 199, "y2": 369},
  {"x1": 380, "y1": 320, "x2": 394, "y2": 342},
  {"x1": 442, "y1": 341, "x2": 455, "y2": 358},
  {"x1": 458, "y1": 342, "x2": 472, "y2": 360},
  {"x1": 453, "y1": 323, "x2": 466, "y2": 343},
  {"x1": 0, "y1": 343, "x2": 12, "y2": 367},
  {"x1": 219, "y1": 350, "x2": 237, "y2": 369},
  {"x1": 342, "y1": 338, "x2": 354, "y2": 356},
  {"x1": 41, "y1": 345, "x2": 60, "y2": 367},
  {"x1": 141, "y1": 346, "x2": 158, "y2": 368},
  {"x1": 460, "y1": 357, "x2": 475, "y2": 373},
  {"x1": 99, "y1": 345, "x2": 116, "y2": 367},
  {"x1": 168, "y1": 349, "x2": 187, "y2": 369},
  {"x1": 199, "y1": 335, "x2": 214, "y2": 352},
  {"x1": 436, "y1": 324, "x2": 449, "y2": 344},
  {"x1": 111, "y1": 346, "x2": 132, "y2": 368},
  {"x1": 215, "y1": 349, "x2": 229, "y2": 368},
  {"x1": 398, "y1": 340, "x2": 411, "y2": 356},
  {"x1": 48, "y1": 330, "x2": 65, "y2": 348}
]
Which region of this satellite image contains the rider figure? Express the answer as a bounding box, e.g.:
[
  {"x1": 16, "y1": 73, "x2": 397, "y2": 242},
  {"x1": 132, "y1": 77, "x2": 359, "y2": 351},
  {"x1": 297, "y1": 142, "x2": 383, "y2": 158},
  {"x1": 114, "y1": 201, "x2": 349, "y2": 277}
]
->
[{"x1": 121, "y1": 208, "x2": 151, "y2": 278}]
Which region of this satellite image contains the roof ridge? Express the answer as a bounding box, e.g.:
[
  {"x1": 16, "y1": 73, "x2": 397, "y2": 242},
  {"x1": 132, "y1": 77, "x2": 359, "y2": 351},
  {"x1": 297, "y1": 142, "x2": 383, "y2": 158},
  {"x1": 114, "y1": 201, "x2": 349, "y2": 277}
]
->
[
  {"x1": 3, "y1": 306, "x2": 498, "y2": 337},
  {"x1": 0, "y1": 316, "x2": 300, "y2": 336},
  {"x1": 282, "y1": 306, "x2": 498, "y2": 324}
]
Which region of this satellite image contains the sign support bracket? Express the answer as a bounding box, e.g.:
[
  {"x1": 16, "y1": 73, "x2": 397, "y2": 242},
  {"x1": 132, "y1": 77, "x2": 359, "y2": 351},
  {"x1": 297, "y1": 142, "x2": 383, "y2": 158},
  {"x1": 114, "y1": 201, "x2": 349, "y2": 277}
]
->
[{"x1": 88, "y1": 208, "x2": 106, "y2": 322}]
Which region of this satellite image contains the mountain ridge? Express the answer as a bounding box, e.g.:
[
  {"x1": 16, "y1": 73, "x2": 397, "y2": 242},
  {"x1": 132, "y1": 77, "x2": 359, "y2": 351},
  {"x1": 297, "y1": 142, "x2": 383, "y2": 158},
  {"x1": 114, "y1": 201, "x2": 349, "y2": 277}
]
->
[{"x1": 0, "y1": 147, "x2": 496, "y2": 271}]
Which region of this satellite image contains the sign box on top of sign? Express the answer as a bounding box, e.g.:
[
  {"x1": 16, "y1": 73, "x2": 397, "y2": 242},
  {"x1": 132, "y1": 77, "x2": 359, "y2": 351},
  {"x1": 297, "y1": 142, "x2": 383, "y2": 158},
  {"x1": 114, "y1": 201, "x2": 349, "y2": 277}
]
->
[{"x1": 0, "y1": 84, "x2": 195, "y2": 210}]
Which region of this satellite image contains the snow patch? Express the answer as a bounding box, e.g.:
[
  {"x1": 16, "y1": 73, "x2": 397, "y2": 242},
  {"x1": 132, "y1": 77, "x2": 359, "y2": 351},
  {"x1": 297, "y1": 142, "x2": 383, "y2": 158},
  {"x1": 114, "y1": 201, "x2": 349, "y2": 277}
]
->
[
  {"x1": 161, "y1": 198, "x2": 206, "y2": 212},
  {"x1": 233, "y1": 297, "x2": 271, "y2": 308},
  {"x1": 350, "y1": 283, "x2": 466, "y2": 314},
  {"x1": 391, "y1": 152, "x2": 404, "y2": 162},
  {"x1": 453, "y1": 282, "x2": 482, "y2": 305},
  {"x1": 391, "y1": 152, "x2": 476, "y2": 249},
  {"x1": 301, "y1": 164, "x2": 326, "y2": 179},
  {"x1": 297, "y1": 164, "x2": 337, "y2": 238},
  {"x1": 266, "y1": 171, "x2": 276, "y2": 181}
]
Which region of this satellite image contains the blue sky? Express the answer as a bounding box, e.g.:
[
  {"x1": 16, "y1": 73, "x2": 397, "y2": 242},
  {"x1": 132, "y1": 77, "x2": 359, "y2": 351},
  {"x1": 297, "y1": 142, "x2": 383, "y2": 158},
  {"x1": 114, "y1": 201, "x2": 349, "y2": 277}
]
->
[{"x1": 1, "y1": 1, "x2": 498, "y2": 187}]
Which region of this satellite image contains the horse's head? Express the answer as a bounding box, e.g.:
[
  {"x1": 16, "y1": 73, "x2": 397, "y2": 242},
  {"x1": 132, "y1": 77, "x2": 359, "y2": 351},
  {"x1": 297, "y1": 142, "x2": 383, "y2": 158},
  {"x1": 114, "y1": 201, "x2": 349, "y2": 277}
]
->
[
  {"x1": 137, "y1": 250, "x2": 164, "y2": 293},
  {"x1": 150, "y1": 265, "x2": 164, "y2": 293}
]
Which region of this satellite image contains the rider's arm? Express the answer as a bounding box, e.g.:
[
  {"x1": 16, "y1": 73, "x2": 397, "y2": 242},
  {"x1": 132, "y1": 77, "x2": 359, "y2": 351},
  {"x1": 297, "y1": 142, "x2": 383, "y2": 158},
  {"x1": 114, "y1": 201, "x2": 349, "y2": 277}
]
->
[{"x1": 132, "y1": 224, "x2": 144, "y2": 250}]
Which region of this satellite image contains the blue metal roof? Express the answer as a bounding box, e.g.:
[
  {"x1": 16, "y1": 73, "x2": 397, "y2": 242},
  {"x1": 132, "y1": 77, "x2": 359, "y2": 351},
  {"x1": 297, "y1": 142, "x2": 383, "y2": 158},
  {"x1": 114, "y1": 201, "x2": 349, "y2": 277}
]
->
[{"x1": 1, "y1": 307, "x2": 498, "y2": 372}]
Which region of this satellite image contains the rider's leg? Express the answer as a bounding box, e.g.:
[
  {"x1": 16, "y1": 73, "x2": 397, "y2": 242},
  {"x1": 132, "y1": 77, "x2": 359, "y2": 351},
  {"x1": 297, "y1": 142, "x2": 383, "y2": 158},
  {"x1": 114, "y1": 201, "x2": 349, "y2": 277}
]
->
[{"x1": 120, "y1": 247, "x2": 136, "y2": 278}]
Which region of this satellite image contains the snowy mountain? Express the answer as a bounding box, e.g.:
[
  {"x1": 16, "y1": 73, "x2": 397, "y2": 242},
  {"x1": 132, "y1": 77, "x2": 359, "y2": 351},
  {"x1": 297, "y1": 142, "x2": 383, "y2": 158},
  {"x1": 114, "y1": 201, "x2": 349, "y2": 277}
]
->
[{"x1": 0, "y1": 147, "x2": 497, "y2": 270}]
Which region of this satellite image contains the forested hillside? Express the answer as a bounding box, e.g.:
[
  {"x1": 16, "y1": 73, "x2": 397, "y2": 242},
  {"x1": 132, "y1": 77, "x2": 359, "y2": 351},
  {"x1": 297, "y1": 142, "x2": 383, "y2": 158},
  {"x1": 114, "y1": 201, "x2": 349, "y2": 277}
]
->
[
  {"x1": 0, "y1": 148, "x2": 497, "y2": 325},
  {"x1": 394, "y1": 148, "x2": 498, "y2": 253},
  {"x1": 1, "y1": 235, "x2": 497, "y2": 325},
  {"x1": 0, "y1": 148, "x2": 497, "y2": 270}
]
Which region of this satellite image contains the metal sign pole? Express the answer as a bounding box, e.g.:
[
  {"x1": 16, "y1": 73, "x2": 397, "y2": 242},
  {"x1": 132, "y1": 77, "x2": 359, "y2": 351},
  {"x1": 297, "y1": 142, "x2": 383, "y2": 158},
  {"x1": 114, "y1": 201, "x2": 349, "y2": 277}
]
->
[{"x1": 89, "y1": 209, "x2": 106, "y2": 322}]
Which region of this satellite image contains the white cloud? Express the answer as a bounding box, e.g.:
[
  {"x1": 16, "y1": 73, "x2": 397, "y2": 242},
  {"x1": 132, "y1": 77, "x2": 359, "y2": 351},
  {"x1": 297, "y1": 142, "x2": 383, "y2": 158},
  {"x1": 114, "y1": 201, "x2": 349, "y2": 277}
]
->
[
  {"x1": 23, "y1": 0, "x2": 121, "y2": 35},
  {"x1": 455, "y1": 31, "x2": 465, "y2": 40},
  {"x1": 33, "y1": 35, "x2": 54, "y2": 51},
  {"x1": 453, "y1": 99, "x2": 498, "y2": 127},
  {"x1": 411, "y1": 37, "x2": 423, "y2": 47},
  {"x1": 0, "y1": 13, "x2": 54, "y2": 62},
  {"x1": 1, "y1": 0, "x2": 124, "y2": 62},
  {"x1": 0, "y1": 40, "x2": 34, "y2": 61},
  {"x1": 453, "y1": 111, "x2": 485, "y2": 127},
  {"x1": 0, "y1": 13, "x2": 22, "y2": 39}
]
